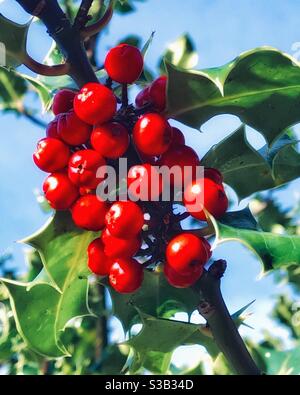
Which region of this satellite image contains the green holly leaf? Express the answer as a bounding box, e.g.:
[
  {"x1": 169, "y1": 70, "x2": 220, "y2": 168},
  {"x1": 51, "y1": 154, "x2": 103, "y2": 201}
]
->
[
  {"x1": 105, "y1": 270, "x2": 199, "y2": 331},
  {"x1": 210, "y1": 215, "x2": 300, "y2": 274},
  {"x1": 0, "y1": 14, "x2": 31, "y2": 67},
  {"x1": 202, "y1": 126, "x2": 300, "y2": 199},
  {"x1": 166, "y1": 48, "x2": 300, "y2": 145},
  {"x1": 220, "y1": 207, "x2": 260, "y2": 231},
  {"x1": 258, "y1": 345, "x2": 300, "y2": 375},
  {"x1": 160, "y1": 34, "x2": 198, "y2": 73},
  {"x1": 0, "y1": 67, "x2": 27, "y2": 111},
  {"x1": 0, "y1": 211, "x2": 97, "y2": 357},
  {"x1": 125, "y1": 311, "x2": 218, "y2": 374},
  {"x1": 21, "y1": 211, "x2": 96, "y2": 290}
]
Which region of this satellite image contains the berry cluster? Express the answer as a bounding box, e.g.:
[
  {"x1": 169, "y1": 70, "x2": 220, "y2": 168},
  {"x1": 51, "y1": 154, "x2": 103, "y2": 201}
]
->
[{"x1": 33, "y1": 44, "x2": 228, "y2": 294}]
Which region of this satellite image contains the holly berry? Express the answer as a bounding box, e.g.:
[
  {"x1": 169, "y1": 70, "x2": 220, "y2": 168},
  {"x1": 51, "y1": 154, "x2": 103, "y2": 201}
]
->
[
  {"x1": 52, "y1": 89, "x2": 76, "y2": 115},
  {"x1": 204, "y1": 167, "x2": 223, "y2": 185},
  {"x1": 68, "y1": 149, "x2": 106, "y2": 189},
  {"x1": 127, "y1": 163, "x2": 163, "y2": 201},
  {"x1": 164, "y1": 263, "x2": 203, "y2": 288},
  {"x1": 46, "y1": 116, "x2": 60, "y2": 139},
  {"x1": 91, "y1": 122, "x2": 129, "y2": 159},
  {"x1": 158, "y1": 144, "x2": 200, "y2": 187},
  {"x1": 57, "y1": 110, "x2": 92, "y2": 146},
  {"x1": 71, "y1": 194, "x2": 109, "y2": 231},
  {"x1": 133, "y1": 113, "x2": 173, "y2": 156},
  {"x1": 109, "y1": 258, "x2": 144, "y2": 293},
  {"x1": 33, "y1": 138, "x2": 70, "y2": 173},
  {"x1": 43, "y1": 172, "x2": 79, "y2": 210},
  {"x1": 74, "y1": 82, "x2": 117, "y2": 125},
  {"x1": 171, "y1": 127, "x2": 185, "y2": 146},
  {"x1": 87, "y1": 238, "x2": 112, "y2": 276},
  {"x1": 166, "y1": 233, "x2": 210, "y2": 275},
  {"x1": 148, "y1": 75, "x2": 167, "y2": 111},
  {"x1": 105, "y1": 201, "x2": 144, "y2": 238},
  {"x1": 135, "y1": 86, "x2": 151, "y2": 108},
  {"x1": 104, "y1": 44, "x2": 144, "y2": 84},
  {"x1": 184, "y1": 178, "x2": 228, "y2": 221},
  {"x1": 101, "y1": 228, "x2": 141, "y2": 258}
]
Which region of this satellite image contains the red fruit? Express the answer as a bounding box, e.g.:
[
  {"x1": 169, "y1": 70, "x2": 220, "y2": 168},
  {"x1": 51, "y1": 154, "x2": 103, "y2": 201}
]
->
[
  {"x1": 74, "y1": 83, "x2": 117, "y2": 125},
  {"x1": 149, "y1": 75, "x2": 167, "y2": 111},
  {"x1": 52, "y1": 89, "x2": 76, "y2": 115},
  {"x1": 204, "y1": 168, "x2": 224, "y2": 185},
  {"x1": 133, "y1": 113, "x2": 173, "y2": 156},
  {"x1": 105, "y1": 201, "x2": 144, "y2": 239},
  {"x1": 68, "y1": 149, "x2": 106, "y2": 189},
  {"x1": 91, "y1": 122, "x2": 129, "y2": 159},
  {"x1": 171, "y1": 127, "x2": 185, "y2": 146},
  {"x1": 158, "y1": 145, "x2": 200, "y2": 188},
  {"x1": 166, "y1": 233, "x2": 210, "y2": 275},
  {"x1": 135, "y1": 86, "x2": 151, "y2": 108},
  {"x1": 43, "y1": 172, "x2": 79, "y2": 210},
  {"x1": 109, "y1": 258, "x2": 144, "y2": 293},
  {"x1": 46, "y1": 116, "x2": 60, "y2": 139},
  {"x1": 101, "y1": 228, "x2": 141, "y2": 258},
  {"x1": 164, "y1": 263, "x2": 203, "y2": 288},
  {"x1": 87, "y1": 238, "x2": 112, "y2": 276},
  {"x1": 184, "y1": 178, "x2": 228, "y2": 221},
  {"x1": 57, "y1": 110, "x2": 92, "y2": 146},
  {"x1": 71, "y1": 194, "x2": 109, "y2": 231},
  {"x1": 104, "y1": 44, "x2": 144, "y2": 84},
  {"x1": 33, "y1": 138, "x2": 70, "y2": 173},
  {"x1": 127, "y1": 163, "x2": 162, "y2": 201}
]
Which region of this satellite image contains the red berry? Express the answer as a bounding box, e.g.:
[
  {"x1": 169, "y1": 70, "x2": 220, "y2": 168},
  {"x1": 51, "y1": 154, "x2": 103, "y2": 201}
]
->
[
  {"x1": 33, "y1": 138, "x2": 70, "y2": 173},
  {"x1": 135, "y1": 86, "x2": 151, "y2": 108},
  {"x1": 166, "y1": 233, "x2": 210, "y2": 275},
  {"x1": 87, "y1": 238, "x2": 112, "y2": 276},
  {"x1": 91, "y1": 122, "x2": 129, "y2": 159},
  {"x1": 184, "y1": 178, "x2": 228, "y2": 221},
  {"x1": 101, "y1": 228, "x2": 141, "y2": 258},
  {"x1": 43, "y1": 172, "x2": 79, "y2": 210},
  {"x1": 52, "y1": 89, "x2": 76, "y2": 115},
  {"x1": 68, "y1": 149, "x2": 106, "y2": 190},
  {"x1": 105, "y1": 201, "x2": 144, "y2": 239},
  {"x1": 149, "y1": 75, "x2": 167, "y2": 111},
  {"x1": 74, "y1": 83, "x2": 117, "y2": 125},
  {"x1": 109, "y1": 258, "x2": 143, "y2": 293},
  {"x1": 57, "y1": 110, "x2": 92, "y2": 146},
  {"x1": 204, "y1": 168, "x2": 224, "y2": 185},
  {"x1": 133, "y1": 113, "x2": 173, "y2": 156},
  {"x1": 164, "y1": 263, "x2": 203, "y2": 288},
  {"x1": 104, "y1": 44, "x2": 144, "y2": 84},
  {"x1": 71, "y1": 194, "x2": 109, "y2": 231},
  {"x1": 46, "y1": 116, "x2": 60, "y2": 139},
  {"x1": 158, "y1": 145, "x2": 200, "y2": 188},
  {"x1": 127, "y1": 163, "x2": 163, "y2": 201},
  {"x1": 171, "y1": 127, "x2": 185, "y2": 146}
]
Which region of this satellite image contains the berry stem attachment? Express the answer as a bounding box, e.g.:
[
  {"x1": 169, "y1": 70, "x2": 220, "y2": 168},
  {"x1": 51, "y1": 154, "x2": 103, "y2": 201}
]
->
[
  {"x1": 193, "y1": 269, "x2": 262, "y2": 375},
  {"x1": 121, "y1": 84, "x2": 129, "y2": 108}
]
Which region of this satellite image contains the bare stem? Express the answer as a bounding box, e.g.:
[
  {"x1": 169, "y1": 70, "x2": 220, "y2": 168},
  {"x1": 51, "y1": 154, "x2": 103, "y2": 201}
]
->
[
  {"x1": 193, "y1": 267, "x2": 262, "y2": 375},
  {"x1": 74, "y1": 0, "x2": 94, "y2": 29},
  {"x1": 81, "y1": 0, "x2": 114, "y2": 39}
]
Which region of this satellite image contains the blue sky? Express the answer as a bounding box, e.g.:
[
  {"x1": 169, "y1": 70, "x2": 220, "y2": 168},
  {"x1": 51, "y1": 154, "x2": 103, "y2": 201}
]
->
[{"x1": 1, "y1": 0, "x2": 300, "y2": 362}]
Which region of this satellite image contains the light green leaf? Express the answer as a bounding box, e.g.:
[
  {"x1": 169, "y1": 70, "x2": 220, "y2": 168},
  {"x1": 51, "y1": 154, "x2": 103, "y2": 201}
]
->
[
  {"x1": 202, "y1": 126, "x2": 300, "y2": 199},
  {"x1": 160, "y1": 33, "x2": 198, "y2": 72},
  {"x1": 105, "y1": 270, "x2": 199, "y2": 332},
  {"x1": 126, "y1": 311, "x2": 218, "y2": 374},
  {"x1": 259, "y1": 346, "x2": 300, "y2": 375},
  {"x1": 17, "y1": 72, "x2": 52, "y2": 112},
  {"x1": 166, "y1": 48, "x2": 300, "y2": 145},
  {"x1": 0, "y1": 14, "x2": 31, "y2": 67},
  {"x1": 210, "y1": 215, "x2": 300, "y2": 273},
  {"x1": 1, "y1": 211, "x2": 97, "y2": 357},
  {"x1": 0, "y1": 66, "x2": 27, "y2": 111}
]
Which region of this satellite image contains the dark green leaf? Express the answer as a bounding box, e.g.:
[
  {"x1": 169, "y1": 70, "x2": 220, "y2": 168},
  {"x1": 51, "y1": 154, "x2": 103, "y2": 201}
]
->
[{"x1": 166, "y1": 48, "x2": 300, "y2": 145}]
